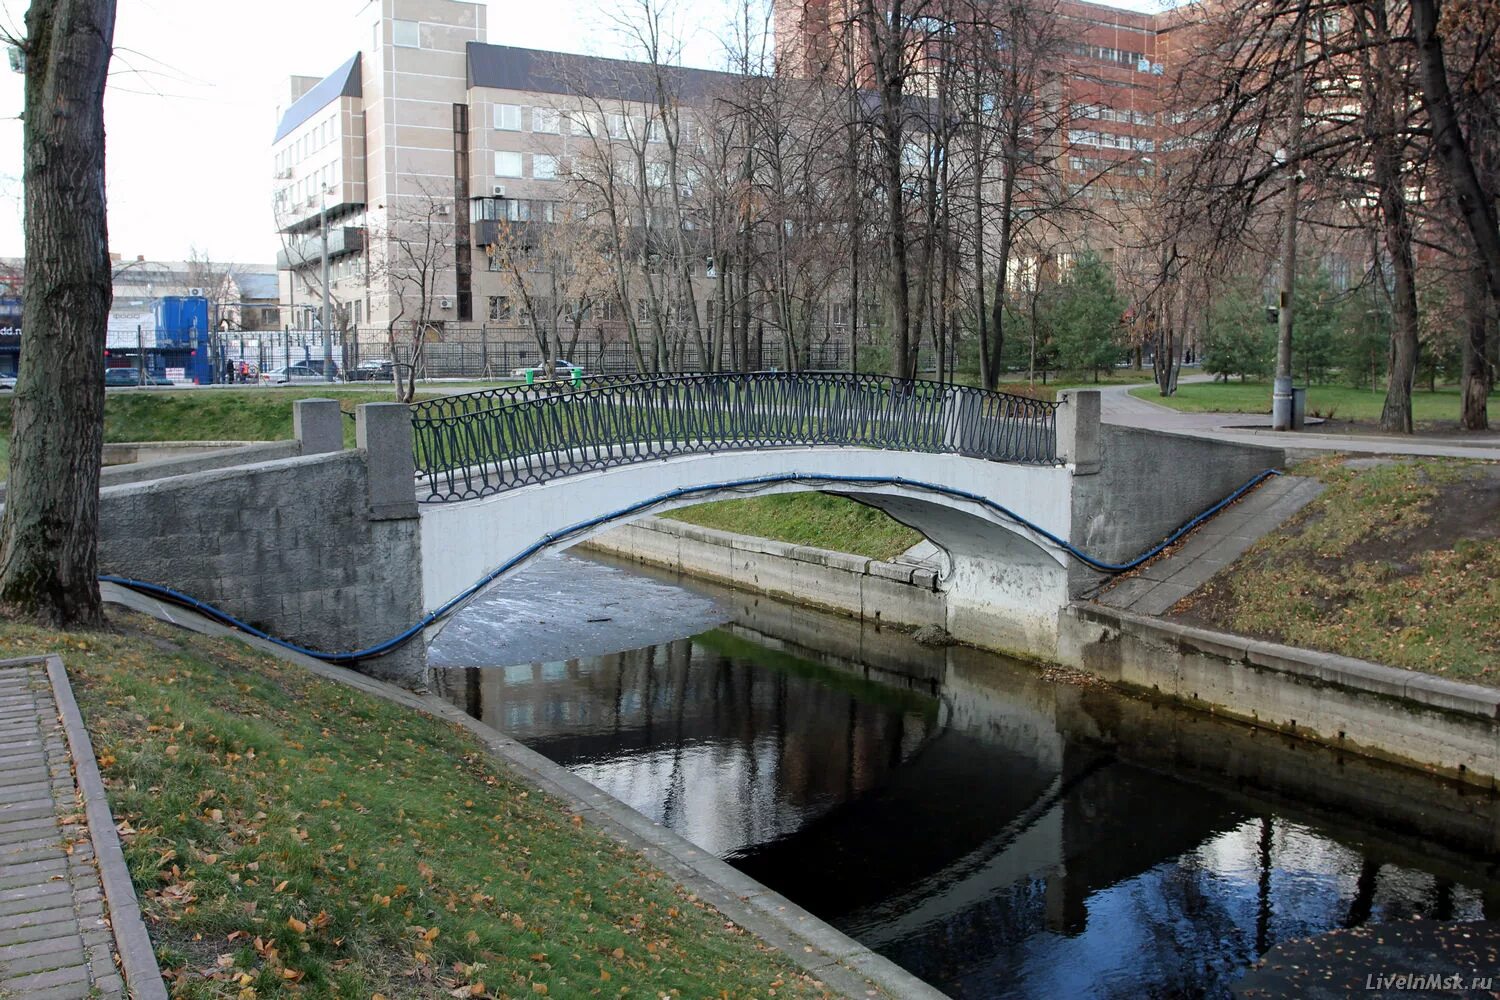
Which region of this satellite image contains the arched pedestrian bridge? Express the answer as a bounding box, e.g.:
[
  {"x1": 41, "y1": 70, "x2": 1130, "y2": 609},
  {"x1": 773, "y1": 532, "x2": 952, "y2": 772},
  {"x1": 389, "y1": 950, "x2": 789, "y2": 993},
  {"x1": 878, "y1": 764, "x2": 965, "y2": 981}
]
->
[
  {"x1": 408, "y1": 372, "x2": 1278, "y2": 662},
  {"x1": 93, "y1": 372, "x2": 1284, "y2": 677}
]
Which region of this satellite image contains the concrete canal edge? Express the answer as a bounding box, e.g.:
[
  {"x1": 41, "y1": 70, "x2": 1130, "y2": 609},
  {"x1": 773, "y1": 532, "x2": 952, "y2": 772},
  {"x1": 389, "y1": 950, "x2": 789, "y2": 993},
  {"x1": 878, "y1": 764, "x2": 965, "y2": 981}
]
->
[
  {"x1": 583, "y1": 516, "x2": 946, "y2": 631},
  {"x1": 585, "y1": 516, "x2": 1500, "y2": 788},
  {"x1": 1060, "y1": 605, "x2": 1500, "y2": 788},
  {"x1": 98, "y1": 583, "x2": 949, "y2": 1000}
]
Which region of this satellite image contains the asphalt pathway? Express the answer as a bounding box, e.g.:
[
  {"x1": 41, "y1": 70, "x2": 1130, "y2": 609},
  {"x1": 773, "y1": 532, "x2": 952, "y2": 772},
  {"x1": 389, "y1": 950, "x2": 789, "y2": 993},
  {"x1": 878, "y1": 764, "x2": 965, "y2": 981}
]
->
[{"x1": 1098, "y1": 377, "x2": 1500, "y2": 460}]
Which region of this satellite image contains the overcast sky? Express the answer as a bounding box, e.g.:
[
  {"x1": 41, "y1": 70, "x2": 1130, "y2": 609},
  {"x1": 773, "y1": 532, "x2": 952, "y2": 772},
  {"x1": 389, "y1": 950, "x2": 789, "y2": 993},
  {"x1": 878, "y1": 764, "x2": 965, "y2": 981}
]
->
[{"x1": 0, "y1": 0, "x2": 1170, "y2": 266}]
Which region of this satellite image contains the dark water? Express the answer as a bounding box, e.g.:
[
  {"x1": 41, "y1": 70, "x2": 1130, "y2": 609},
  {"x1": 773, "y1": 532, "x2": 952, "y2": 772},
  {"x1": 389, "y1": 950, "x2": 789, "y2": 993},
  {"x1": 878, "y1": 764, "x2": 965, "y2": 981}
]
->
[{"x1": 433, "y1": 552, "x2": 1500, "y2": 999}]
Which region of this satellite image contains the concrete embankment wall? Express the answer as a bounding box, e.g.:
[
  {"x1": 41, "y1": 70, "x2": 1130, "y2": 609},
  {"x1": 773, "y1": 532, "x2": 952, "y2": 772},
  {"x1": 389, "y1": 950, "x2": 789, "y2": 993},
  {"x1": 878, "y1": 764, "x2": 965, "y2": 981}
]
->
[
  {"x1": 588, "y1": 513, "x2": 1500, "y2": 788},
  {"x1": 1060, "y1": 603, "x2": 1500, "y2": 787},
  {"x1": 93, "y1": 401, "x2": 424, "y2": 678},
  {"x1": 583, "y1": 516, "x2": 946, "y2": 629},
  {"x1": 1065, "y1": 412, "x2": 1285, "y2": 593}
]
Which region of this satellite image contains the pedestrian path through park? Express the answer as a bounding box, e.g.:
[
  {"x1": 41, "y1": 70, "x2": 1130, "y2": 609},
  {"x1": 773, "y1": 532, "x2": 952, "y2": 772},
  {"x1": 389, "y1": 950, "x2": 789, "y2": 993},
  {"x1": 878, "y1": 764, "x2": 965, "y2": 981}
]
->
[{"x1": 0, "y1": 658, "x2": 165, "y2": 999}]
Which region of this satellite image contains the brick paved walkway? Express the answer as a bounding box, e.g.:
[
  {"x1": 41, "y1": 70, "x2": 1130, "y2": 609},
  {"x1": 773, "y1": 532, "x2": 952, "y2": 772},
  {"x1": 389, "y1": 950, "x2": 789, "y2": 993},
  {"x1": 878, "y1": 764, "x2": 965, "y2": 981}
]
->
[{"x1": 0, "y1": 661, "x2": 123, "y2": 999}]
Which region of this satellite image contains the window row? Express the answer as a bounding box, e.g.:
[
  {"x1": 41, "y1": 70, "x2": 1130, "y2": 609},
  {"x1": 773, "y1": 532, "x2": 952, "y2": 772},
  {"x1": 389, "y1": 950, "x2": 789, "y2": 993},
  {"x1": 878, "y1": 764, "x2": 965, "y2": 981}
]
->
[
  {"x1": 492, "y1": 104, "x2": 679, "y2": 144},
  {"x1": 1071, "y1": 103, "x2": 1155, "y2": 126},
  {"x1": 1068, "y1": 129, "x2": 1154, "y2": 152},
  {"x1": 494, "y1": 151, "x2": 568, "y2": 180},
  {"x1": 275, "y1": 114, "x2": 340, "y2": 175},
  {"x1": 276, "y1": 163, "x2": 341, "y2": 212},
  {"x1": 1068, "y1": 155, "x2": 1151, "y2": 177},
  {"x1": 1070, "y1": 43, "x2": 1146, "y2": 67}
]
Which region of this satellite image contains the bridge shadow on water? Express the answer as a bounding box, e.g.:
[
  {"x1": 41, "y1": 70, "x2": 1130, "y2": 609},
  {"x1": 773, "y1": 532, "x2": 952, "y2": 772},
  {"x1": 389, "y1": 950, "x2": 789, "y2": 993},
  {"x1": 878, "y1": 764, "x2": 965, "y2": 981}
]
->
[{"x1": 431, "y1": 553, "x2": 1500, "y2": 1000}]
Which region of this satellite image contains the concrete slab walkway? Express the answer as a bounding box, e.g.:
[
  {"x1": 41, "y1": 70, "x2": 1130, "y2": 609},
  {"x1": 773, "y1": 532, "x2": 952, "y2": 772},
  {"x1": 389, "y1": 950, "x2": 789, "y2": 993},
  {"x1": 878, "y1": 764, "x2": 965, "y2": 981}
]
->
[
  {"x1": 1096, "y1": 474, "x2": 1326, "y2": 615},
  {"x1": 0, "y1": 658, "x2": 166, "y2": 1000}
]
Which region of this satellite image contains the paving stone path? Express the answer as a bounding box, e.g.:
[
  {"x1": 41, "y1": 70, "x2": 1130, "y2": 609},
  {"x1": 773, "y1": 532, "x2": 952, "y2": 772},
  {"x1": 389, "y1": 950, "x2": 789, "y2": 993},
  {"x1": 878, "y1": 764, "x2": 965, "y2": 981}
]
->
[{"x1": 0, "y1": 661, "x2": 124, "y2": 999}]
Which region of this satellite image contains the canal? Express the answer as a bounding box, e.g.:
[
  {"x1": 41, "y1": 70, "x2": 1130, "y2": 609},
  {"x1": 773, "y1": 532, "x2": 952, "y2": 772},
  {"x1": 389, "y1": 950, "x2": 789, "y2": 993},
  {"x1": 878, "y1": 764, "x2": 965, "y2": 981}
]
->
[{"x1": 431, "y1": 549, "x2": 1500, "y2": 999}]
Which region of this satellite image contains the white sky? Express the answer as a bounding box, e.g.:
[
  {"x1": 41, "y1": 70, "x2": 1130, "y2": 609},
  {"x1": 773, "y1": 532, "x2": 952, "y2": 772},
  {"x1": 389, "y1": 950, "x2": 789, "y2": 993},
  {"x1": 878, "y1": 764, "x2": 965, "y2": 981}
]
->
[{"x1": 0, "y1": 0, "x2": 1172, "y2": 265}]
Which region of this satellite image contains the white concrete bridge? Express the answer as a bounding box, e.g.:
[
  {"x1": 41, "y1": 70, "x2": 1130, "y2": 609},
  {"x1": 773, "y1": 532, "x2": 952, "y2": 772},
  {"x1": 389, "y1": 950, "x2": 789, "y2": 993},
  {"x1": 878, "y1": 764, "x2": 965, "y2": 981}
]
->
[{"x1": 91, "y1": 374, "x2": 1284, "y2": 675}]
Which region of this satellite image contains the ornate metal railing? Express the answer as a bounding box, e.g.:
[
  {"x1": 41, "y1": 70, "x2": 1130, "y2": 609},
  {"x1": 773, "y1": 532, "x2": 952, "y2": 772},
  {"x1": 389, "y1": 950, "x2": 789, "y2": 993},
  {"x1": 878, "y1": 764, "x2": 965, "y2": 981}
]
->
[{"x1": 411, "y1": 372, "x2": 1060, "y2": 502}]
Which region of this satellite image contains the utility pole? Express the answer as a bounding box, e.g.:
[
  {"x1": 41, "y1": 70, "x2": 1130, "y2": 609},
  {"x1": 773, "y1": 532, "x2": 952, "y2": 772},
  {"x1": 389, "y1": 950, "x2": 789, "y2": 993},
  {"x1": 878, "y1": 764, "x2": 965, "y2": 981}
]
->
[
  {"x1": 320, "y1": 186, "x2": 333, "y2": 381},
  {"x1": 1272, "y1": 13, "x2": 1307, "y2": 432}
]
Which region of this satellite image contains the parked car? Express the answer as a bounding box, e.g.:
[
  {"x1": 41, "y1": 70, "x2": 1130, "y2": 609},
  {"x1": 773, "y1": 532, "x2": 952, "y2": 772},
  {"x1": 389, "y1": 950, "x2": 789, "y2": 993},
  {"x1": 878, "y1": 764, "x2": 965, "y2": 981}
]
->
[
  {"x1": 510, "y1": 360, "x2": 585, "y2": 380},
  {"x1": 0, "y1": 375, "x2": 15, "y2": 390},
  {"x1": 260, "y1": 363, "x2": 337, "y2": 385},
  {"x1": 104, "y1": 368, "x2": 172, "y2": 387},
  {"x1": 351, "y1": 358, "x2": 396, "y2": 381}
]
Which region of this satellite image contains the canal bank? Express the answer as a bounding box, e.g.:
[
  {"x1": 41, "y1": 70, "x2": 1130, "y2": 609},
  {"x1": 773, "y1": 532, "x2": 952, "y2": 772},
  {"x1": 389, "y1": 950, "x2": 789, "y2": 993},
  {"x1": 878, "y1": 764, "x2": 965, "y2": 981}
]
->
[
  {"x1": 583, "y1": 514, "x2": 1500, "y2": 787},
  {"x1": 425, "y1": 552, "x2": 1500, "y2": 998},
  {"x1": 98, "y1": 581, "x2": 934, "y2": 1000}
]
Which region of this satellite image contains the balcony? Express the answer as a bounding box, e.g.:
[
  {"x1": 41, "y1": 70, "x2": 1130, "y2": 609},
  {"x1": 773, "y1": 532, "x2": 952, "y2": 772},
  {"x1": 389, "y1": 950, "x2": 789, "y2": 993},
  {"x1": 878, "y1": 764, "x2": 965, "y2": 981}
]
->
[{"x1": 277, "y1": 226, "x2": 365, "y2": 270}]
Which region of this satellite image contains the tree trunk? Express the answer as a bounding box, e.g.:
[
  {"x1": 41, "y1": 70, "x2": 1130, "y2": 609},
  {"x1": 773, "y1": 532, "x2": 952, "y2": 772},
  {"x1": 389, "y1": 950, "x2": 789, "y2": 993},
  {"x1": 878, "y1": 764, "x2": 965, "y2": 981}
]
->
[
  {"x1": 1462, "y1": 262, "x2": 1492, "y2": 430},
  {"x1": 1366, "y1": 36, "x2": 1419, "y2": 432},
  {"x1": 0, "y1": 0, "x2": 118, "y2": 627},
  {"x1": 1410, "y1": 0, "x2": 1500, "y2": 306}
]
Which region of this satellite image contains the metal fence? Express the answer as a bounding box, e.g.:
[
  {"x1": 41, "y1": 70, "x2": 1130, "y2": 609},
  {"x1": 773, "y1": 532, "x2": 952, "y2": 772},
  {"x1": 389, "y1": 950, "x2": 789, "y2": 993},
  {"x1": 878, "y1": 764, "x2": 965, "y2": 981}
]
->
[
  {"x1": 214, "y1": 326, "x2": 955, "y2": 381},
  {"x1": 411, "y1": 371, "x2": 1060, "y2": 502}
]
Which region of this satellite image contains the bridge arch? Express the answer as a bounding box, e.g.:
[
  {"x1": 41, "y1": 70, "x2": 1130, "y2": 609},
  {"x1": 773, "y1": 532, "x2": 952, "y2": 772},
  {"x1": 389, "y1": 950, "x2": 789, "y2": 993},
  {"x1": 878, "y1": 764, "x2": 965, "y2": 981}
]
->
[{"x1": 419, "y1": 446, "x2": 1076, "y2": 657}]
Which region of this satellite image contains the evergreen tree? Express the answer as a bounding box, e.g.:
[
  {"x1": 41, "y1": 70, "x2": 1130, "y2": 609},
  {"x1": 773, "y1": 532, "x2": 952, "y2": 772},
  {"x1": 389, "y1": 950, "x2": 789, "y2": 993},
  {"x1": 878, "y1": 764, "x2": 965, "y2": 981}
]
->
[
  {"x1": 1297, "y1": 265, "x2": 1342, "y2": 384},
  {"x1": 1202, "y1": 275, "x2": 1274, "y2": 381},
  {"x1": 1049, "y1": 254, "x2": 1124, "y2": 381}
]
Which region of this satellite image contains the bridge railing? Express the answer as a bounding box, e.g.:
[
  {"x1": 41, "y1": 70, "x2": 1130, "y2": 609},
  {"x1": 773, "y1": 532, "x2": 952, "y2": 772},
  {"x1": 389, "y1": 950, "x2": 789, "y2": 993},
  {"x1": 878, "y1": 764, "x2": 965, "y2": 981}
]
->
[{"x1": 411, "y1": 372, "x2": 1060, "y2": 502}]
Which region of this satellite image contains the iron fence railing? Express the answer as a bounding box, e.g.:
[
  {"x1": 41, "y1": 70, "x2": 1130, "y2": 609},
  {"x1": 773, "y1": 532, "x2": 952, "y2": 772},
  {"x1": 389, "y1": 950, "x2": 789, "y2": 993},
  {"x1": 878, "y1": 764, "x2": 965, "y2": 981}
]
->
[{"x1": 412, "y1": 371, "x2": 1060, "y2": 503}]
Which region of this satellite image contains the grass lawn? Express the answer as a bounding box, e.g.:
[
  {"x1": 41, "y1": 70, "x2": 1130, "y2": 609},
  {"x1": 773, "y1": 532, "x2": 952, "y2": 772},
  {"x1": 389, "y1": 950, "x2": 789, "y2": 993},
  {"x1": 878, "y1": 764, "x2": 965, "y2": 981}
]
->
[
  {"x1": 0, "y1": 611, "x2": 846, "y2": 999},
  {"x1": 1129, "y1": 380, "x2": 1497, "y2": 425},
  {"x1": 663, "y1": 493, "x2": 923, "y2": 562},
  {"x1": 1180, "y1": 457, "x2": 1500, "y2": 682}
]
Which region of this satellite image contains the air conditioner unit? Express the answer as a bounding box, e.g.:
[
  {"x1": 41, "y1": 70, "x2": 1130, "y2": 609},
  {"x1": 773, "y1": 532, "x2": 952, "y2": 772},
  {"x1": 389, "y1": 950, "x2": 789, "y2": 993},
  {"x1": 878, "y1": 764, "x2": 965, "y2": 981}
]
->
[
  {"x1": 437, "y1": 204, "x2": 451, "y2": 215},
  {"x1": 275, "y1": 169, "x2": 292, "y2": 180},
  {"x1": 438, "y1": 297, "x2": 453, "y2": 309},
  {"x1": 187, "y1": 286, "x2": 205, "y2": 297},
  {"x1": 492, "y1": 184, "x2": 506, "y2": 197}
]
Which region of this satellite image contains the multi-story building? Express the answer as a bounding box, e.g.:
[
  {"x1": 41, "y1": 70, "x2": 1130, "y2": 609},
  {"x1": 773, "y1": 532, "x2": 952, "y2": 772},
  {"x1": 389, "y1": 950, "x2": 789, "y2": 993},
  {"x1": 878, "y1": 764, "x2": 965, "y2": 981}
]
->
[{"x1": 272, "y1": 0, "x2": 733, "y2": 345}]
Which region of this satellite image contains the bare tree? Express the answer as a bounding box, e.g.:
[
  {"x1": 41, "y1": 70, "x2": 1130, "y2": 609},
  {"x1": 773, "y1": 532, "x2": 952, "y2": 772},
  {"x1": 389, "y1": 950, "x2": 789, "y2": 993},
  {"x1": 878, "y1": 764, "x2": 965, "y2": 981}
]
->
[
  {"x1": 369, "y1": 183, "x2": 455, "y2": 402},
  {"x1": 0, "y1": 0, "x2": 118, "y2": 626},
  {"x1": 485, "y1": 207, "x2": 612, "y2": 376},
  {"x1": 185, "y1": 246, "x2": 244, "y2": 332}
]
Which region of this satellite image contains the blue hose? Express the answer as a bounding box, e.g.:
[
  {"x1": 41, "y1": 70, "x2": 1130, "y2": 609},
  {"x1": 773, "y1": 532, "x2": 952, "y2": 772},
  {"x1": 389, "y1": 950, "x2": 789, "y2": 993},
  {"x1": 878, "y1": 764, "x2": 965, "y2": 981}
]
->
[{"x1": 100, "y1": 467, "x2": 1281, "y2": 663}]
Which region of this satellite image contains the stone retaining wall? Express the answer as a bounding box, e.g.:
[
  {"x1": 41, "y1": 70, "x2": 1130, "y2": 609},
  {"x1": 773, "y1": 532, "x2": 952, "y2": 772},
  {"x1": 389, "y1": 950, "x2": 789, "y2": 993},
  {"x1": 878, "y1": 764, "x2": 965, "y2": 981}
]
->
[
  {"x1": 1060, "y1": 603, "x2": 1500, "y2": 786},
  {"x1": 582, "y1": 516, "x2": 947, "y2": 630}
]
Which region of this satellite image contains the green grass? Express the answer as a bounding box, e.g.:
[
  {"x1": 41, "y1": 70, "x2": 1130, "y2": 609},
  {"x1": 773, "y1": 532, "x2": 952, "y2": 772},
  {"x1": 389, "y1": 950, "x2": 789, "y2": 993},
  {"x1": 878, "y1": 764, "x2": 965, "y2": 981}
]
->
[
  {"x1": 1188, "y1": 457, "x2": 1500, "y2": 681},
  {"x1": 1129, "y1": 380, "x2": 1497, "y2": 425},
  {"x1": 0, "y1": 613, "x2": 846, "y2": 999},
  {"x1": 663, "y1": 493, "x2": 923, "y2": 561}
]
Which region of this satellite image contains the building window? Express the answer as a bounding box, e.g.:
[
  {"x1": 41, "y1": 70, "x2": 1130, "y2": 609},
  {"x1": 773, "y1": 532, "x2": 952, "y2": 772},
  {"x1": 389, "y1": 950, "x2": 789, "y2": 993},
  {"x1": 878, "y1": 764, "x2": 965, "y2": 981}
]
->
[
  {"x1": 534, "y1": 108, "x2": 560, "y2": 134},
  {"x1": 495, "y1": 151, "x2": 523, "y2": 177},
  {"x1": 488, "y1": 295, "x2": 512, "y2": 321},
  {"x1": 607, "y1": 113, "x2": 627, "y2": 139},
  {"x1": 495, "y1": 104, "x2": 522, "y2": 131},
  {"x1": 533, "y1": 154, "x2": 558, "y2": 180},
  {"x1": 392, "y1": 19, "x2": 420, "y2": 47}
]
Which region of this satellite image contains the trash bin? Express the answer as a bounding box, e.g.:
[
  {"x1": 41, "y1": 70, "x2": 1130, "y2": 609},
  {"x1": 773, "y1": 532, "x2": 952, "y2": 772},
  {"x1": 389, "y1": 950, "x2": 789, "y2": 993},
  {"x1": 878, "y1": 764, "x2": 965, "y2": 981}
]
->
[
  {"x1": 1292, "y1": 386, "x2": 1307, "y2": 430},
  {"x1": 525, "y1": 368, "x2": 535, "y2": 386}
]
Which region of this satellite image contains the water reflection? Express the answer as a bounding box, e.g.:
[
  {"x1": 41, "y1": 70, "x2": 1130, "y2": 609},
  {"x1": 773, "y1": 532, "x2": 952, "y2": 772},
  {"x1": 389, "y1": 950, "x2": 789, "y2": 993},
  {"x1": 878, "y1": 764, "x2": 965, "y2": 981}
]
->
[{"x1": 434, "y1": 567, "x2": 1500, "y2": 999}]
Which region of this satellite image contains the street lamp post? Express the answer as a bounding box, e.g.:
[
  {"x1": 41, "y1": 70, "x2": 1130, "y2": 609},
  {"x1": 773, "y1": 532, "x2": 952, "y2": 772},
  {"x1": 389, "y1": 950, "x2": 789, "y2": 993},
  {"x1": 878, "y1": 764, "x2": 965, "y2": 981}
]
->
[
  {"x1": 1272, "y1": 14, "x2": 1307, "y2": 432},
  {"x1": 319, "y1": 186, "x2": 333, "y2": 382}
]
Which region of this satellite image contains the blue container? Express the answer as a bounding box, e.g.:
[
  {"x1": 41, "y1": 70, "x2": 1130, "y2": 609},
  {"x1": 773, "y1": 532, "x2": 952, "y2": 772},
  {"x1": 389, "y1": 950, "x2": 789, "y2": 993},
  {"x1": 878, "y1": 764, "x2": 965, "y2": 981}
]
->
[{"x1": 155, "y1": 296, "x2": 213, "y2": 383}]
